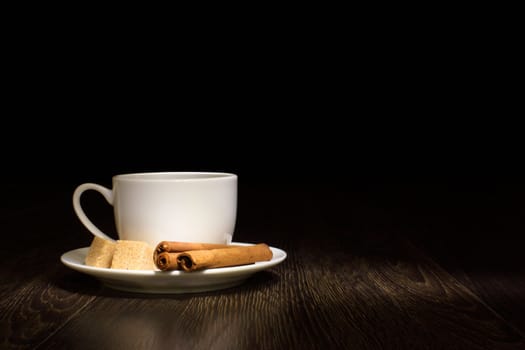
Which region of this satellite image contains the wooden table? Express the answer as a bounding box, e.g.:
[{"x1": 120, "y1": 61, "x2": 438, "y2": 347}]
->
[{"x1": 1, "y1": 181, "x2": 524, "y2": 349}]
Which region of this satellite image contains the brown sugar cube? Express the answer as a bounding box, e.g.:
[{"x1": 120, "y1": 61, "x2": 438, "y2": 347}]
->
[
  {"x1": 85, "y1": 236, "x2": 117, "y2": 268},
  {"x1": 110, "y1": 240, "x2": 155, "y2": 270}
]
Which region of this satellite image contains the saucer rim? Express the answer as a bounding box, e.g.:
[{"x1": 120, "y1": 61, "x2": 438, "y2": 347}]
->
[{"x1": 60, "y1": 241, "x2": 287, "y2": 277}]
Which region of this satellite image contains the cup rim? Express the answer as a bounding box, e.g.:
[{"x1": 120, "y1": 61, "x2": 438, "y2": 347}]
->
[{"x1": 113, "y1": 172, "x2": 237, "y2": 182}]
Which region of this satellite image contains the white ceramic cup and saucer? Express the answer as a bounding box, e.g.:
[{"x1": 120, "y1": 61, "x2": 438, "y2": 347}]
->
[{"x1": 63, "y1": 171, "x2": 287, "y2": 294}]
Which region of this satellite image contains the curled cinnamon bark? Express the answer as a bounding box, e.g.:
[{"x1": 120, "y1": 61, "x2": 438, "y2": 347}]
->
[
  {"x1": 154, "y1": 241, "x2": 232, "y2": 262},
  {"x1": 156, "y1": 241, "x2": 232, "y2": 253},
  {"x1": 177, "y1": 244, "x2": 273, "y2": 272},
  {"x1": 155, "y1": 252, "x2": 183, "y2": 271}
]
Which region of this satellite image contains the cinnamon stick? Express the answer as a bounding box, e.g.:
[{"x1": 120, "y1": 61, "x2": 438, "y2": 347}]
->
[
  {"x1": 156, "y1": 241, "x2": 232, "y2": 253},
  {"x1": 176, "y1": 244, "x2": 273, "y2": 272},
  {"x1": 153, "y1": 241, "x2": 234, "y2": 263},
  {"x1": 155, "y1": 252, "x2": 184, "y2": 271}
]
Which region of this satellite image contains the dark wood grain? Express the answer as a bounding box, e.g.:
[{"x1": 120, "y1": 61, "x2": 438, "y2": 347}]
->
[
  {"x1": 2, "y1": 185, "x2": 525, "y2": 349},
  {"x1": 0, "y1": 262, "x2": 99, "y2": 350},
  {"x1": 405, "y1": 191, "x2": 525, "y2": 334},
  {"x1": 35, "y1": 235, "x2": 525, "y2": 350},
  {"x1": 319, "y1": 182, "x2": 525, "y2": 337},
  {"x1": 0, "y1": 199, "x2": 100, "y2": 350}
]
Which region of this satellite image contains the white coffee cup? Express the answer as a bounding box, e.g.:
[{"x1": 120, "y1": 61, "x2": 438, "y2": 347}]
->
[{"x1": 73, "y1": 172, "x2": 237, "y2": 247}]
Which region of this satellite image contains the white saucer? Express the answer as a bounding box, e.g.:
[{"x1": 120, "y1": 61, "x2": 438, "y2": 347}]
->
[{"x1": 60, "y1": 242, "x2": 287, "y2": 294}]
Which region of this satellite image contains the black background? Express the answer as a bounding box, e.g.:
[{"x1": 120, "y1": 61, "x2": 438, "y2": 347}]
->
[
  {"x1": 3, "y1": 23, "x2": 523, "y2": 245},
  {"x1": 3, "y1": 85, "x2": 523, "y2": 203},
  {"x1": 1, "y1": 12, "x2": 524, "y2": 349}
]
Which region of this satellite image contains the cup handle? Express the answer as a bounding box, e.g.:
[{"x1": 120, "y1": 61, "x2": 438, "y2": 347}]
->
[{"x1": 72, "y1": 183, "x2": 115, "y2": 242}]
